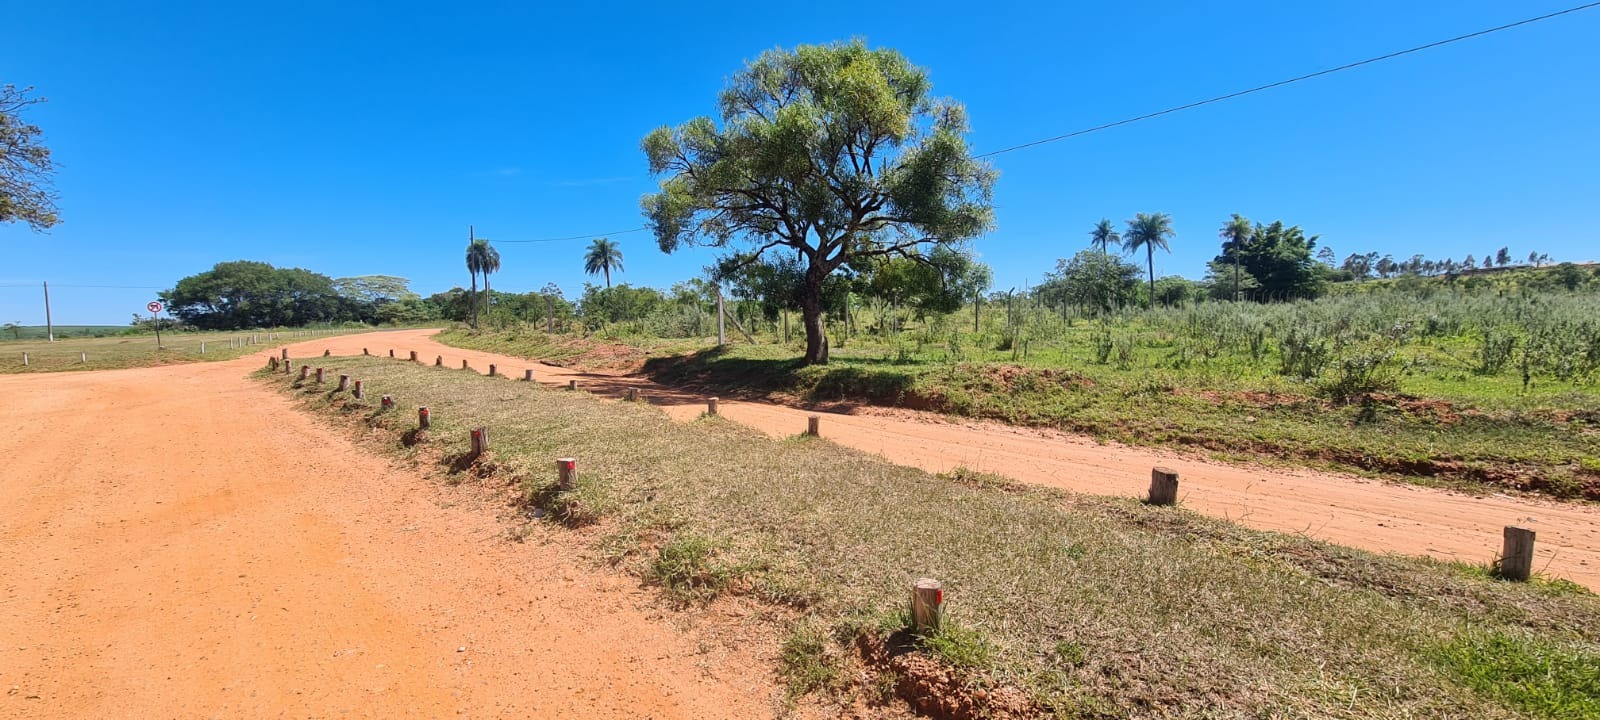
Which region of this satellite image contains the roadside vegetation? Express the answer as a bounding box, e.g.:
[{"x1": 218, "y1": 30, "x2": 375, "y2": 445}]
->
[
  {"x1": 0, "y1": 326, "x2": 368, "y2": 373},
  {"x1": 438, "y1": 265, "x2": 1600, "y2": 501},
  {"x1": 266, "y1": 355, "x2": 1600, "y2": 718}
]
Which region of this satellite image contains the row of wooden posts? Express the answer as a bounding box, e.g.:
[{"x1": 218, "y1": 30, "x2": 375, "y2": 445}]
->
[{"x1": 276, "y1": 346, "x2": 1546, "y2": 638}]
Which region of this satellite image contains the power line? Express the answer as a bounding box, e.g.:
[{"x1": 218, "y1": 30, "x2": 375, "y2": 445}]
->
[
  {"x1": 0, "y1": 283, "x2": 165, "y2": 289},
  {"x1": 973, "y1": 1, "x2": 1600, "y2": 158}
]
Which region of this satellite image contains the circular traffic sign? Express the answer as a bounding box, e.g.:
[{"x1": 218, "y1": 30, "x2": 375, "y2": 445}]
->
[{"x1": 147, "y1": 301, "x2": 164, "y2": 314}]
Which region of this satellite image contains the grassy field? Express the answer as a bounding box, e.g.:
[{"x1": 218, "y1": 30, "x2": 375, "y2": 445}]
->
[
  {"x1": 0, "y1": 327, "x2": 369, "y2": 373},
  {"x1": 264, "y1": 355, "x2": 1600, "y2": 718}
]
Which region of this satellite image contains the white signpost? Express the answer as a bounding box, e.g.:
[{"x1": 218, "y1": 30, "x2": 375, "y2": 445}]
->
[{"x1": 147, "y1": 301, "x2": 165, "y2": 349}]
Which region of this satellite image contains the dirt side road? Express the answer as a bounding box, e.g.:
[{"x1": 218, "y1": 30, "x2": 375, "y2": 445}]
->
[
  {"x1": 371, "y1": 329, "x2": 1600, "y2": 589},
  {"x1": 0, "y1": 338, "x2": 778, "y2": 718}
]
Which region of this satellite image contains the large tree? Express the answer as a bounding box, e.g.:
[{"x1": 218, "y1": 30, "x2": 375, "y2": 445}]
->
[
  {"x1": 1214, "y1": 218, "x2": 1325, "y2": 300},
  {"x1": 583, "y1": 238, "x2": 624, "y2": 287},
  {"x1": 1122, "y1": 212, "x2": 1175, "y2": 307},
  {"x1": 1, "y1": 85, "x2": 59, "y2": 231},
  {"x1": 1088, "y1": 218, "x2": 1119, "y2": 254},
  {"x1": 641, "y1": 40, "x2": 995, "y2": 364},
  {"x1": 164, "y1": 261, "x2": 345, "y2": 329}
]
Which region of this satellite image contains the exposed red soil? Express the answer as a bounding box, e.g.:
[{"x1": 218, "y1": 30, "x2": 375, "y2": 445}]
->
[{"x1": 0, "y1": 338, "x2": 786, "y2": 719}]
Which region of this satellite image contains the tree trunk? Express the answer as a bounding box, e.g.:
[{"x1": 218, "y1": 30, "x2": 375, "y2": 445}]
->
[
  {"x1": 469, "y1": 273, "x2": 479, "y2": 329},
  {"x1": 604, "y1": 267, "x2": 611, "y2": 288},
  {"x1": 799, "y1": 267, "x2": 829, "y2": 365},
  {"x1": 483, "y1": 274, "x2": 492, "y2": 326},
  {"x1": 1147, "y1": 246, "x2": 1156, "y2": 309}
]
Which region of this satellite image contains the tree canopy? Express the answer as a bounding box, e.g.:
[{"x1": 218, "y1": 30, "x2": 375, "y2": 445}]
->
[
  {"x1": 641, "y1": 40, "x2": 995, "y2": 364},
  {"x1": 1211, "y1": 218, "x2": 1324, "y2": 300},
  {"x1": 1, "y1": 85, "x2": 58, "y2": 232},
  {"x1": 164, "y1": 261, "x2": 347, "y2": 329}
]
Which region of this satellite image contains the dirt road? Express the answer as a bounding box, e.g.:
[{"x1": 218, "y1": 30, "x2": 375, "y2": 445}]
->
[
  {"x1": 0, "y1": 335, "x2": 779, "y2": 719},
  {"x1": 372, "y1": 329, "x2": 1600, "y2": 589}
]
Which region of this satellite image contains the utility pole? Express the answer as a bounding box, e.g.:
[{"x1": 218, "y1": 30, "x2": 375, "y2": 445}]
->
[{"x1": 43, "y1": 281, "x2": 54, "y2": 342}]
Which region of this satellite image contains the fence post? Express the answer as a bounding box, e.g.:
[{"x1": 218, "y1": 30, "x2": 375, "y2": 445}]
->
[
  {"x1": 337, "y1": 374, "x2": 349, "y2": 391},
  {"x1": 626, "y1": 388, "x2": 638, "y2": 402},
  {"x1": 488, "y1": 363, "x2": 496, "y2": 377},
  {"x1": 567, "y1": 379, "x2": 577, "y2": 391},
  {"x1": 281, "y1": 348, "x2": 288, "y2": 361},
  {"x1": 300, "y1": 366, "x2": 309, "y2": 380},
  {"x1": 381, "y1": 394, "x2": 393, "y2": 410},
  {"x1": 1500, "y1": 526, "x2": 1536, "y2": 581},
  {"x1": 362, "y1": 348, "x2": 369, "y2": 356},
  {"x1": 524, "y1": 369, "x2": 533, "y2": 382},
  {"x1": 435, "y1": 355, "x2": 443, "y2": 367},
  {"x1": 410, "y1": 351, "x2": 418, "y2": 362},
  {"x1": 557, "y1": 458, "x2": 576, "y2": 490},
  {"x1": 911, "y1": 578, "x2": 943, "y2": 633},
  {"x1": 324, "y1": 349, "x2": 331, "y2": 357},
  {"x1": 707, "y1": 397, "x2": 719, "y2": 415},
  {"x1": 315, "y1": 368, "x2": 325, "y2": 384},
  {"x1": 806, "y1": 415, "x2": 820, "y2": 437},
  {"x1": 80, "y1": 352, "x2": 87, "y2": 363},
  {"x1": 200, "y1": 342, "x2": 205, "y2": 354},
  {"x1": 418, "y1": 406, "x2": 431, "y2": 429},
  {"x1": 470, "y1": 428, "x2": 489, "y2": 458},
  {"x1": 353, "y1": 380, "x2": 363, "y2": 399},
  {"x1": 389, "y1": 349, "x2": 395, "y2": 358},
  {"x1": 462, "y1": 359, "x2": 469, "y2": 370},
  {"x1": 1148, "y1": 467, "x2": 1179, "y2": 506},
  {"x1": 21, "y1": 352, "x2": 27, "y2": 366}
]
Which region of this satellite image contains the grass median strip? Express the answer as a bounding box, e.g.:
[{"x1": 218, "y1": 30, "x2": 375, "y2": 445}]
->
[{"x1": 264, "y1": 356, "x2": 1600, "y2": 718}]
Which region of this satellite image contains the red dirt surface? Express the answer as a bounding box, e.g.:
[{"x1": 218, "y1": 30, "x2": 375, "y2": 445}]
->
[
  {"x1": 379, "y1": 329, "x2": 1600, "y2": 590},
  {"x1": 0, "y1": 335, "x2": 781, "y2": 719}
]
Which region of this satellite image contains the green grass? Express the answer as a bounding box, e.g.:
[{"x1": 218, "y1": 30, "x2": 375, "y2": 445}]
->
[
  {"x1": 264, "y1": 356, "x2": 1600, "y2": 718},
  {"x1": 0, "y1": 327, "x2": 372, "y2": 373},
  {"x1": 1431, "y1": 631, "x2": 1600, "y2": 719}
]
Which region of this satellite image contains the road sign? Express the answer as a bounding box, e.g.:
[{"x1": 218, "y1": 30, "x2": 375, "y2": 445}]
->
[{"x1": 147, "y1": 301, "x2": 164, "y2": 314}]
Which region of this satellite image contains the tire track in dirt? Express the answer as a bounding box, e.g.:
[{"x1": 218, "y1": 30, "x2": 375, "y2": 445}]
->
[
  {"x1": 364, "y1": 328, "x2": 1600, "y2": 589},
  {"x1": 0, "y1": 343, "x2": 781, "y2": 719}
]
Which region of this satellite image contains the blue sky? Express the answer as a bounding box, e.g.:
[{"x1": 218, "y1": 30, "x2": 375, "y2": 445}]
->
[{"x1": 2, "y1": 1, "x2": 1597, "y2": 324}]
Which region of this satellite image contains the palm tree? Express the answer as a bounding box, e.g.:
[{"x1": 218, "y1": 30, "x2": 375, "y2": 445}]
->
[
  {"x1": 1089, "y1": 218, "x2": 1120, "y2": 254},
  {"x1": 1219, "y1": 214, "x2": 1252, "y2": 301},
  {"x1": 465, "y1": 235, "x2": 500, "y2": 329},
  {"x1": 1123, "y1": 212, "x2": 1175, "y2": 308},
  {"x1": 583, "y1": 238, "x2": 624, "y2": 287}
]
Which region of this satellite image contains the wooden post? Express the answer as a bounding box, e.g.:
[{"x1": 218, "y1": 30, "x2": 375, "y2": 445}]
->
[
  {"x1": 470, "y1": 428, "x2": 489, "y2": 458},
  {"x1": 1500, "y1": 526, "x2": 1536, "y2": 581},
  {"x1": 381, "y1": 395, "x2": 393, "y2": 410},
  {"x1": 315, "y1": 368, "x2": 325, "y2": 383},
  {"x1": 80, "y1": 352, "x2": 87, "y2": 363},
  {"x1": 281, "y1": 348, "x2": 288, "y2": 361},
  {"x1": 362, "y1": 347, "x2": 369, "y2": 356},
  {"x1": 300, "y1": 366, "x2": 309, "y2": 380},
  {"x1": 337, "y1": 374, "x2": 349, "y2": 391},
  {"x1": 389, "y1": 349, "x2": 395, "y2": 358},
  {"x1": 911, "y1": 578, "x2": 943, "y2": 633},
  {"x1": 806, "y1": 415, "x2": 821, "y2": 437},
  {"x1": 435, "y1": 355, "x2": 443, "y2": 366},
  {"x1": 523, "y1": 369, "x2": 533, "y2": 382},
  {"x1": 626, "y1": 388, "x2": 638, "y2": 402},
  {"x1": 409, "y1": 351, "x2": 418, "y2": 362},
  {"x1": 716, "y1": 286, "x2": 726, "y2": 346},
  {"x1": 567, "y1": 379, "x2": 577, "y2": 391},
  {"x1": 488, "y1": 363, "x2": 496, "y2": 377},
  {"x1": 557, "y1": 457, "x2": 576, "y2": 490},
  {"x1": 324, "y1": 349, "x2": 331, "y2": 357},
  {"x1": 284, "y1": 359, "x2": 292, "y2": 374},
  {"x1": 418, "y1": 406, "x2": 431, "y2": 429},
  {"x1": 352, "y1": 380, "x2": 363, "y2": 399},
  {"x1": 462, "y1": 359, "x2": 469, "y2": 370},
  {"x1": 1148, "y1": 467, "x2": 1179, "y2": 506},
  {"x1": 22, "y1": 352, "x2": 28, "y2": 366},
  {"x1": 200, "y1": 342, "x2": 205, "y2": 354},
  {"x1": 268, "y1": 357, "x2": 279, "y2": 371},
  {"x1": 707, "y1": 397, "x2": 719, "y2": 415}
]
